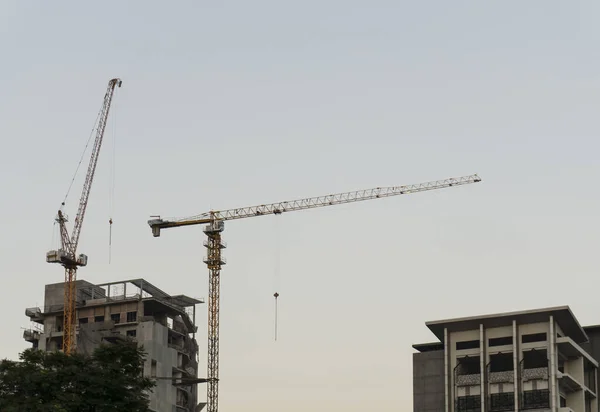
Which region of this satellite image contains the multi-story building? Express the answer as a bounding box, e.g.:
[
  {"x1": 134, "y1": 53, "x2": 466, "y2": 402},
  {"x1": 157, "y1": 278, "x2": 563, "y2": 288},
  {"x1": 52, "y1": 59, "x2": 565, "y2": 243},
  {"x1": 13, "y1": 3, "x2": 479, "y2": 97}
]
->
[
  {"x1": 413, "y1": 306, "x2": 600, "y2": 412},
  {"x1": 23, "y1": 278, "x2": 206, "y2": 412}
]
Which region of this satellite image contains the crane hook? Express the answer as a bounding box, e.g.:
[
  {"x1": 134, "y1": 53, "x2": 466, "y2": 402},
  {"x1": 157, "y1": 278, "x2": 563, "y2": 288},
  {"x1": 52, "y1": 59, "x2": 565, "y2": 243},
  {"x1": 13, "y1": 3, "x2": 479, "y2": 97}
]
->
[
  {"x1": 109, "y1": 218, "x2": 113, "y2": 264},
  {"x1": 273, "y1": 292, "x2": 279, "y2": 341}
]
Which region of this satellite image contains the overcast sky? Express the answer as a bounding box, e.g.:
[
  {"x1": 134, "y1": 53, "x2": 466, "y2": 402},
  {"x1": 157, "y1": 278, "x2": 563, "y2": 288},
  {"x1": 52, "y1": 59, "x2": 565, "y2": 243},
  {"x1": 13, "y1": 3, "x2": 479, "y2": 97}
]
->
[{"x1": 1, "y1": 1, "x2": 599, "y2": 411}]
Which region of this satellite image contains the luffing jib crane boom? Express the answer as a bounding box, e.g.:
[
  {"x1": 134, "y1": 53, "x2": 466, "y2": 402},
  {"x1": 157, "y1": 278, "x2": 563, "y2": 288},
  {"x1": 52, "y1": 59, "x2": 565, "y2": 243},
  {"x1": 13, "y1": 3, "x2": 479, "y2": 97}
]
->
[
  {"x1": 148, "y1": 173, "x2": 481, "y2": 412},
  {"x1": 46, "y1": 78, "x2": 122, "y2": 354}
]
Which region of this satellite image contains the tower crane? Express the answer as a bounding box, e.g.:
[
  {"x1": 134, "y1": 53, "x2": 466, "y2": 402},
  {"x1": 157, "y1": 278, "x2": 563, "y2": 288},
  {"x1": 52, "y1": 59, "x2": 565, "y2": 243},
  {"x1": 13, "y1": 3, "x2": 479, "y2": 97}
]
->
[
  {"x1": 46, "y1": 78, "x2": 122, "y2": 354},
  {"x1": 148, "y1": 173, "x2": 481, "y2": 412}
]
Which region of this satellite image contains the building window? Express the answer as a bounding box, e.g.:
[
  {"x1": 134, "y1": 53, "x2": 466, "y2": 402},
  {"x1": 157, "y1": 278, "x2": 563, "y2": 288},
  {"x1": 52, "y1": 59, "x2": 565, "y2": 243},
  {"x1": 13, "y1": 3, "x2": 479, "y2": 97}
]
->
[
  {"x1": 522, "y1": 332, "x2": 546, "y2": 343},
  {"x1": 489, "y1": 336, "x2": 513, "y2": 347},
  {"x1": 558, "y1": 359, "x2": 565, "y2": 373},
  {"x1": 490, "y1": 352, "x2": 513, "y2": 372},
  {"x1": 523, "y1": 349, "x2": 548, "y2": 369},
  {"x1": 151, "y1": 360, "x2": 157, "y2": 378},
  {"x1": 586, "y1": 396, "x2": 592, "y2": 412},
  {"x1": 457, "y1": 356, "x2": 481, "y2": 375},
  {"x1": 79, "y1": 317, "x2": 89, "y2": 325},
  {"x1": 126, "y1": 330, "x2": 137, "y2": 338},
  {"x1": 111, "y1": 313, "x2": 121, "y2": 324},
  {"x1": 456, "y1": 340, "x2": 480, "y2": 350},
  {"x1": 584, "y1": 362, "x2": 596, "y2": 390},
  {"x1": 95, "y1": 315, "x2": 105, "y2": 323},
  {"x1": 126, "y1": 311, "x2": 137, "y2": 323}
]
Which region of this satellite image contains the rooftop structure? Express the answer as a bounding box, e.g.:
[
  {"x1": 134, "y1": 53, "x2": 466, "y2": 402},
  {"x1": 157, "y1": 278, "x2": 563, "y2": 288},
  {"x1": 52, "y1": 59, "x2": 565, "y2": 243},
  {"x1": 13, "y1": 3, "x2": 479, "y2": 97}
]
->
[{"x1": 24, "y1": 278, "x2": 205, "y2": 412}]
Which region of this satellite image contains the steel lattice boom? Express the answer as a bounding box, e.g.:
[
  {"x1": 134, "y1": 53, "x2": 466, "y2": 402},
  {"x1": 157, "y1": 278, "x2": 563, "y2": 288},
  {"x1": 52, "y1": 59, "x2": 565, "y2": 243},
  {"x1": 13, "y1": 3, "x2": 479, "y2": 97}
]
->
[
  {"x1": 150, "y1": 174, "x2": 481, "y2": 234},
  {"x1": 148, "y1": 173, "x2": 481, "y2": 412},
  {"x1": 46, "y1": 78, "x2": 122, "y2": 354}
]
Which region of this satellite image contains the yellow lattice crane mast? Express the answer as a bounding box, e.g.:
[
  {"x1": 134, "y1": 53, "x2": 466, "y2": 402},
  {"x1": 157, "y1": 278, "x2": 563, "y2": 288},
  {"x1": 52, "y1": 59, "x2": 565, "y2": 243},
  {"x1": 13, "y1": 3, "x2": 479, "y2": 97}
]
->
[
  {"x1": 148, "y1": 173, "x2": 482, "y2": 412},
  {"x1": 46, "y1": 78, "x2": 122, "y2": 354}
]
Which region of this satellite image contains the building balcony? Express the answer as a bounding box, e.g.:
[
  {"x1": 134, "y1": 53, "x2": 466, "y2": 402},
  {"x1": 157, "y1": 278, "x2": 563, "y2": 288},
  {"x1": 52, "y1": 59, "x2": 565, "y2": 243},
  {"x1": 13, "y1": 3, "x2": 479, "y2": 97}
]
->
[
  {"x1": 456, "y1": 373, "x2": 481, "y2": 386},
  {"x1": 489, "y1": 392, "x2": 514, "y2": 412},
  {"x1": 557, "y1": 336, "x2": 599, "y2": 367},
  {"x1": 172, "y1": 321, "x2": 188, "y2": 335},
  {"x1": 489, "y1": 370, "x2": 514, "y2": 384},
  {"x1": 522, "y1": 367, "x2": 548, "y2": 381},
  {"x1": 521, "y1": 389, "x2": 550, "y2": 410},
  {"x1": 456, "y1": 395, "x2": 481, "y2": 412},
  {"x1": 557, "y1": 371, "x2": 583, "y2": 393},
  {"x1": 176, "y1": 387, "x2": 190, "y2": 409},
  {"x1": 168, "y1": 342, "x2": 185, "y2": 352}
]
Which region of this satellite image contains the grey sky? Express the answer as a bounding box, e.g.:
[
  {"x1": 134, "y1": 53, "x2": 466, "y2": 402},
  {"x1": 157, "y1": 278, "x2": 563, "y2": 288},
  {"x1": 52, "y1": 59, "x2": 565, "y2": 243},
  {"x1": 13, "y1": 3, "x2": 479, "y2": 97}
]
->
[{"x1": 1, "y1": 1, "x2": 599, "y2": 410}]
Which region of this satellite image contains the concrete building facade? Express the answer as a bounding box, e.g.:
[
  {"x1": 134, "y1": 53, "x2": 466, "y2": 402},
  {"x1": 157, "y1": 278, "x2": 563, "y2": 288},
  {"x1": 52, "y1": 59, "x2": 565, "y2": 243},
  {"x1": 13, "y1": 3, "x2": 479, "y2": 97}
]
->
[
  {"x1": 23, "y1": 278, "x2": 206, "y2": 412},
  {"x1": 413, "y1": 306, "x2": 600, "y2": 412}
]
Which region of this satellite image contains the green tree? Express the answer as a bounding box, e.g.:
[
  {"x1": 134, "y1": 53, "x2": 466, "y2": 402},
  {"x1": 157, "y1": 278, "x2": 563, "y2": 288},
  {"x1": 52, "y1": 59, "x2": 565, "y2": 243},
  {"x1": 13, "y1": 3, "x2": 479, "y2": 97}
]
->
[{"x1": 0, "y1": 340, "x2": 155, "y2": 412}]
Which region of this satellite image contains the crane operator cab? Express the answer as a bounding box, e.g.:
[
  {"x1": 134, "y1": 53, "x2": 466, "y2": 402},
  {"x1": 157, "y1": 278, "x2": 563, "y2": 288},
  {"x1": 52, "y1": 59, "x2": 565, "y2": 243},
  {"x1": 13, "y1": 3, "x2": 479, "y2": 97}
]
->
[{"x1": 46, "y1": 249, "x2": 88, "y2": 267}]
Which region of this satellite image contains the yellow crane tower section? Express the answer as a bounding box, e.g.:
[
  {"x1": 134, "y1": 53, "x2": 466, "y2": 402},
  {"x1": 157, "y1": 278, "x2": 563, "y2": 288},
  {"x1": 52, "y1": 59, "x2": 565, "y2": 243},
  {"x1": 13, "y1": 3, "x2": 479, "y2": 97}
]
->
[
  {"x1": 46, "y1": 78, "x2": 122, "y2": 355},
  {"x1": 148, "y1": 173, "x2": 482, "y2": 412}
]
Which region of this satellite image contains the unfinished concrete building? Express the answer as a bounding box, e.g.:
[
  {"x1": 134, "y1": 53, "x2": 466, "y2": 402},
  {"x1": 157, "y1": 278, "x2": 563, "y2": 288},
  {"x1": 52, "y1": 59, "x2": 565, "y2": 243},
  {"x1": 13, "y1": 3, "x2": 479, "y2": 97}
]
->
[{"x1": 23, "y1": 278, "x2": 205, "y2": 412}]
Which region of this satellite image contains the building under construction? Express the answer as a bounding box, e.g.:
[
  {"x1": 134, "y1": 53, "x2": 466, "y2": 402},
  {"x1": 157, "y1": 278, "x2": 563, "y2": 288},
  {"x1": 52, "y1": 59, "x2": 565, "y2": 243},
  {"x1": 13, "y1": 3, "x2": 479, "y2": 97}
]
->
[{"x1": 23, "y1": 278, "x2": 205, "y2": 412}]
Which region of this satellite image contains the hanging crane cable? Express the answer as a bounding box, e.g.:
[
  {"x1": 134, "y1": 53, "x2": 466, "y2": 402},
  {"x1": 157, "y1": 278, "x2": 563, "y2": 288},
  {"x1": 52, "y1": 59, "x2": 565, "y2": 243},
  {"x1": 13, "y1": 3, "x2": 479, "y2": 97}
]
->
[
  {"x1": 272, "y1": 216, "x2": 281, "y2": 341},
  {"x1": 56, "y1": 106, "x2": 102, "y2": 261},
  {"x1": 273, "y1": 292, "x2": 279, "y2": 341},
  {"x1": 108, "y1": 86, "x2": 118, "y2": 263},
  {"x1": 62, "y1": 109, "x2": 102, "y2": 206}
]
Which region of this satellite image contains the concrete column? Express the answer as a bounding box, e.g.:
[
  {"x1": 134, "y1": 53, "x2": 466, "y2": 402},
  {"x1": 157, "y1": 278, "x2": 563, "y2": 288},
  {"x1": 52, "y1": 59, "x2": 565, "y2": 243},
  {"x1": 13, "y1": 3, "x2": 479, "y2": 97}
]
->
[
  {"x1": 549, "y1": 316, "x2": 557, "y2": 412},
  {"x1": 445, "y1": 327, "x2": 450, "y2": 412},
  {"x1": 193, "y1": 305, "x2": 196, "y2": 340},
  {"x1": 480, "y1": 324, "x2": 485, "y2": 412},
  {"x1": 513, "y1": 320, "x2": 518, "y2": 412}
]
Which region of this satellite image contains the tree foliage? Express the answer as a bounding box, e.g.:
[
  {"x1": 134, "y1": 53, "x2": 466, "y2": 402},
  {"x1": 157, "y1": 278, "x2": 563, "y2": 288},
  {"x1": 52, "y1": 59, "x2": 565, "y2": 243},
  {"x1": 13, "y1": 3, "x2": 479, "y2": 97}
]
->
[{"x1": 0, "y1": 340, "x2": 155, "y2": 412}]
